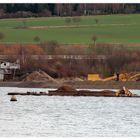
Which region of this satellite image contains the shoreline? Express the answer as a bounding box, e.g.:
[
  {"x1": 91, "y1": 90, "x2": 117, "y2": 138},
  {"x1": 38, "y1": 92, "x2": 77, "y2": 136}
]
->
[{"x1": 0, "y1": 81, "x2": 140, "y2": 89}]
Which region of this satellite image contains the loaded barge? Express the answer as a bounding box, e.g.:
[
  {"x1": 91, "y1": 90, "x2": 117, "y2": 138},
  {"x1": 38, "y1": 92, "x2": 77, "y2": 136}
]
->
[{"x1": 8, "y1": 85, "x2": 140, "y2": 98}]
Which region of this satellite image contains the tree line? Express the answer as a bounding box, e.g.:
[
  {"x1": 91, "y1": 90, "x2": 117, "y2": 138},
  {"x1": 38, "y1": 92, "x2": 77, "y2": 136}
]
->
[{"x1": 0, "y1": 4, "x2": 140, "y2": 18}]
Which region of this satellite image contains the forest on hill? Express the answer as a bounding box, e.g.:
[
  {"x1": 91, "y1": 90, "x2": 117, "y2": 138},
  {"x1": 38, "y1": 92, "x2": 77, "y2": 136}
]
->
[{"x1": 0, "y1": 4, "x2": 140, "y2": 18}]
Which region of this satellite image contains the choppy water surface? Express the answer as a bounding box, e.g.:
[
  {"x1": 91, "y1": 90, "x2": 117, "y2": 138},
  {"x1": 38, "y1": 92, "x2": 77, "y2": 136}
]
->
[{"x1": 0, "y1": 87, "x2": 140, "y2": 137}]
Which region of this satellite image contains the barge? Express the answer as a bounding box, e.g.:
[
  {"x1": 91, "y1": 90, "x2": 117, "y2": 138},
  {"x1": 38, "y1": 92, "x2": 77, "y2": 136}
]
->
[{"x1": 8, "y1": 86, "x2": 140, "y2": 97}]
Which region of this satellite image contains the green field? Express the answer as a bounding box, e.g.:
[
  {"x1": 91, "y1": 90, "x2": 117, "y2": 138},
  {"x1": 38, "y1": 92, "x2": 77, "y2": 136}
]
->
[{"x1": 0, "y1": 14, "x2": 140, "y2": 45}]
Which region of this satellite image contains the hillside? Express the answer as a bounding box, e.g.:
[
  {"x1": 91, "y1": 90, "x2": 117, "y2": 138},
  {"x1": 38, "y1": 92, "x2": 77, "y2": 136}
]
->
[{"x1": 0, "y1": 14, "x2": 140, "y2": 45}]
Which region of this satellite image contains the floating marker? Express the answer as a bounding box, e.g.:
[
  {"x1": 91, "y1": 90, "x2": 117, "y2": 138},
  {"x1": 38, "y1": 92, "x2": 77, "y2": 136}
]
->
[{"x1": 10, "y1": 95, "x2": 17, "y2": 101}]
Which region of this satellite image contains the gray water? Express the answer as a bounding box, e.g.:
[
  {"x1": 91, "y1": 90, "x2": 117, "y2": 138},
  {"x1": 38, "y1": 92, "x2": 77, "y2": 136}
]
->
[{"x1": 0, "y1": 87, "x2": 140, "y2": 137}]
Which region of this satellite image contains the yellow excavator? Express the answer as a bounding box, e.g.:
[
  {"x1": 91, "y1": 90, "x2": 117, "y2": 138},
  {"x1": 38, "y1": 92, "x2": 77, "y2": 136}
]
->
[
  {"x1": 103, "y1": 72, "x2": 140, "y2": 81},
  {"x1": 102, "y1": 73, "x2": 130, "y2": 81},
  {"x1": 128, "y1": 73, "x2": 140, "y2": 81},
  {"x1": 88, "y1": 72, "x2": 140, "y2": 81}
]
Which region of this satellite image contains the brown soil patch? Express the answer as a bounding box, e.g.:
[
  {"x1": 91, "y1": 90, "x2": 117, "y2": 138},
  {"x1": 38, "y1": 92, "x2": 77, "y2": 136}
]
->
[
  {"x1": 27, "y1": 24, "x2": 135, "y2": 30},
  {"x1": 29, "y1": 25, "x2": 90, "y2": 29}
]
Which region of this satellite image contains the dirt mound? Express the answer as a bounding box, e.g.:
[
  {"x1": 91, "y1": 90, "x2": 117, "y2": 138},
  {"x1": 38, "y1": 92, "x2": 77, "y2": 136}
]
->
[
  {"x1": 57, "y1": 85, "x2": 76, "y2": 92},
  {"x1": 22, "y1": 70, "x2": 58, "y2": 83},
  {"x1": 69, "y1": 77, "x2": 84, "y2": 82}
]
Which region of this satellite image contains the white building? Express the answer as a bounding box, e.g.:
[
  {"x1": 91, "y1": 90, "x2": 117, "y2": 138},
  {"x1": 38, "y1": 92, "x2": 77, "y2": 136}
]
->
[
  {"x1": 0, "y1": 61, "x2": 20, "y2": 69},
  {"x1": 0, "y1": 60, "x2": 20, "y2": 81}
]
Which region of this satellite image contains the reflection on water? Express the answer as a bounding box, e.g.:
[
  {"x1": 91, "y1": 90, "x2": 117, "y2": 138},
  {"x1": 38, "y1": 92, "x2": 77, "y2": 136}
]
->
[{"x1": 0, "y1": 87, "x2": 140, "y2": 136}]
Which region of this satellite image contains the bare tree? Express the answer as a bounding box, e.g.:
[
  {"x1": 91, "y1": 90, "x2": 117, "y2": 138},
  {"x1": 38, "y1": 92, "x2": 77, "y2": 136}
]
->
[
  {"x1": 91, "y1": 35, "x2": 98, "y2": 47},
  {"x1": 65, "y1": 18, "x2": 71, "y2": 25},
  {"x1": 41, "y1": 40, "x2": 60, "y2": 55},
  {"x1": 0, "y1": 32, "x2": 4, "y2": 42},
  {"x1": 95, "y1": 18, "x2": 99, "y2": 24},
  {"x1": 22, "y1": 19, "x2": 27, "y2": 28}
]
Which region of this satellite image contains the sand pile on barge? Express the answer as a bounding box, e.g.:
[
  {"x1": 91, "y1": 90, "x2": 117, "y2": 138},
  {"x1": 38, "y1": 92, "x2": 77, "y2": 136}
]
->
[{"x1": 57, "y1": 85, "x2": 76, "y2": 91}]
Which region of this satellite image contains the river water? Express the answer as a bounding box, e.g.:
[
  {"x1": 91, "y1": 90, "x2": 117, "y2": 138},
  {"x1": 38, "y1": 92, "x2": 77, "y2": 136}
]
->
[{"x1": 0, "y1": 87, "x2": 140, "y2": 137}]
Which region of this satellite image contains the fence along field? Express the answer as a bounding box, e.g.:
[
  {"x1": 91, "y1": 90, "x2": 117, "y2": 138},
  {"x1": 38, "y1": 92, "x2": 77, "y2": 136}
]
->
[{"x1": 0, "y1": 14, "x2": 140, "y2": 46}]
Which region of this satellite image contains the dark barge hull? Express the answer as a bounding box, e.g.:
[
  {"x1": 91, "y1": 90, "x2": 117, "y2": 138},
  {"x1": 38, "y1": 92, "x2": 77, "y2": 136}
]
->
[{"x1": 8, "y1": 90, "x2": 140, "y2": 98}]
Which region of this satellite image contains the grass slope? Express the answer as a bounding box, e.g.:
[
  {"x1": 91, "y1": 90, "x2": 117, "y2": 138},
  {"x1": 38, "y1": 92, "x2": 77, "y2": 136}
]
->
[{"x1": 0, "y1": 14, "x2": 140, "y2": 44}]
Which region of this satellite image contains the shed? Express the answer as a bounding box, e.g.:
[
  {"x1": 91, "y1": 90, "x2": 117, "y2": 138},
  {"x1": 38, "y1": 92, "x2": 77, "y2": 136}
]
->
[{"x1": 0, "y1": 61, "x2": 20, "y2": 69}]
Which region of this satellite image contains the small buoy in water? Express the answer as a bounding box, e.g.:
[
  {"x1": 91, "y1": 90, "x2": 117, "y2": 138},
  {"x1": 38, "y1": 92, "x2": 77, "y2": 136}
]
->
[{"x1": 10, "y1": 95, "x2": 17, "y2": 102}]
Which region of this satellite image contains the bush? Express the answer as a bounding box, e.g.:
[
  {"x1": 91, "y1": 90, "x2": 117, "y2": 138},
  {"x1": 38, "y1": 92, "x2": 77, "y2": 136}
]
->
[
  {"x1": 33, "y1": 36, "x2": 40, "y2": 43},
  {"x1": 65, "y1": 18, "x2": 71, "y2": 24},
  {"x1": 72, "y1": 17, "x2": 81, "y2": 23},
  {"x1": 41, "y1": 40, "x2": 60, "y2": 55}
]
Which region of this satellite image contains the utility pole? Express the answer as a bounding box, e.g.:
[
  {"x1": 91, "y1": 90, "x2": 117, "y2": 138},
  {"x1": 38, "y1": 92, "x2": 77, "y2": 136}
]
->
[{"x1": 13, "y1": 68, "x2": 16, "y2": 80}]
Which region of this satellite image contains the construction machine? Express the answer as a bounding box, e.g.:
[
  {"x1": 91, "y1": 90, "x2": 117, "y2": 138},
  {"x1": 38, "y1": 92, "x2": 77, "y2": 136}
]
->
[
  {"x1": 102, "y1": 73, "x2": 129, "y2": 81},
  {"x1": 88, "y1": 72, "x2": 140, "y2": 81}
]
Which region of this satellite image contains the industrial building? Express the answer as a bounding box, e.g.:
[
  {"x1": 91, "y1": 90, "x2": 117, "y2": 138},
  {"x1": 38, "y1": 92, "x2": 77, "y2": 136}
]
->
[{"x1": 0, "y1": 60, "x2": 20, "y2": 81}]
